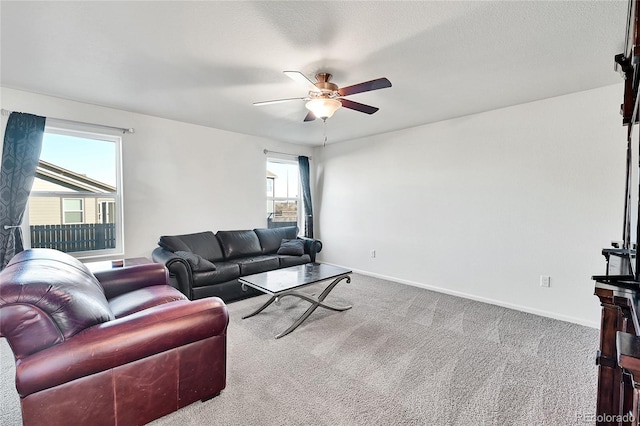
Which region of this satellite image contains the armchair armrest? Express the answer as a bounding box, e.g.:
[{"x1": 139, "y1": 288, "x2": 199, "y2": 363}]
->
[
  {"x1": 94, "y1": 263, "x2": 170, "y2": 299},
  {"x1": 16, "y1": 297, "x2": 228, "y2": 397},
  {"x1": 298, "y1": 237, "x2": 323, "y2": 262},
  {"x1": 152, "y1": 247, "x2": 193, "y2": 299}
]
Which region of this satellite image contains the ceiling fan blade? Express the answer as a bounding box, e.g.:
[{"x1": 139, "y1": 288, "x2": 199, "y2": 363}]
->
[
  {"x1": 253, "y1": 97, "x2": 307, "y2": 106},
  {"x1": 338, "y1": 77, "x2": 392, "y2": 97},
  {"x1": 303, "y1": 111, "x2": 316, "y2": 122},
  {"x1": 284, "y1": 71, "x2": 321, "y2": 93},
  {"x1": 340, "y1": 98, "x2": 379, "y2": 115}
]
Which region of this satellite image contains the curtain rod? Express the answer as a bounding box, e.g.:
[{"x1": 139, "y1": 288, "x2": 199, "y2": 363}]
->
[
  {"x1": 1, "y1": 109, "x2": 135, "y2": 134},
  {"x1": 263, "y1": 149, "x2": 311, "y2": 160}
]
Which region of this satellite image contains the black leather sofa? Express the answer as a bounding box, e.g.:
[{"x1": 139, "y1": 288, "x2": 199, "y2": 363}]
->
[{"x1": 152, "y1": 226, "x2": 322, "y2": 302}]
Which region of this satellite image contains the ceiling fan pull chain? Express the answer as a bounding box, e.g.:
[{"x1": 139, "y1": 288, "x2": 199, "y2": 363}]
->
[{"x1": 323, "y1": 120, "x2": 328, "y2": 147}]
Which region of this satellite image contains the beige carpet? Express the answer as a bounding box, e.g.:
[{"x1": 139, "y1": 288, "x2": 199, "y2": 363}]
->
[{"x1": 1, "y1": 273, "x2": 598, "y2": 425}]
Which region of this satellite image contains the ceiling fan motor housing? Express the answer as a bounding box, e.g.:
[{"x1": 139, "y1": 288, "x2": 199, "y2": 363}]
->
[{"x1": 313, "y1": 73, "x2": 339, "y2": 97}]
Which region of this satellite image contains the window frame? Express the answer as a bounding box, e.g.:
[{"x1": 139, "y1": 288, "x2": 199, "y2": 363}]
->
[
  {"x1": 27, "y1": 125, "x2": 125, "y2": 259},
  {"x1": 266, "y1": 157, "x2": 301, "y2": 230}
]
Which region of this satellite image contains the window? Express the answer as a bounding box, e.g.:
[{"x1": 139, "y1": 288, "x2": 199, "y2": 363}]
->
[
  {"x1": 27, "y1": 126, "x2": 123, "y2": 258},
  {"x1": 62, "y1": 198, "x2": 84, "y2": 224},
  {"x1": 266, "y1": 158, "x2": 300, "y2": 229}
]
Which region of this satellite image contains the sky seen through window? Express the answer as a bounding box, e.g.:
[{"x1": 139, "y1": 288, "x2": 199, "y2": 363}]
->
[{"x1": 40, "y1": 133, "x2": 116, "y2": 187}]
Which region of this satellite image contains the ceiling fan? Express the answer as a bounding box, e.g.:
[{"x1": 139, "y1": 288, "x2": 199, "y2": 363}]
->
[{"x1": 254, "y1": 71, "x2": 392, "y2": 122}]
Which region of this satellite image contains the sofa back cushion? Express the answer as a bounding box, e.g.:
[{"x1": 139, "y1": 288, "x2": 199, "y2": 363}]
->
[
  {"x1": 0, "y1": 248, "x2": 114, "y2": 358},
  {"x1": 254, "y1": 226, "x2": 299, "y2": 254},
  {"x1": 216, "y1": 230, "x2": 262, "y2": 260},
  {"x1": 159, "y1": 231, "x2": 224, "y2": 262}
]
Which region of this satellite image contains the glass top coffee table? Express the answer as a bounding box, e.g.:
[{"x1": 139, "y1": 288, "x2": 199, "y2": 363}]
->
[{"x1": 239, "y1": 263, "x2": 352, "y2": 338}]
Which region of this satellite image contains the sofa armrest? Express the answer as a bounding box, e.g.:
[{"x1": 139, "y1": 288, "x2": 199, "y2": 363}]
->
[
  {"x1": 15, "y1": 297, "x2": 228, "y2": 397},
  {"x1": 152, "y1": 247, "x2": 193, "y2": 299},
  {"x1": 298, "y1": 237, "x2": 323, "y2": 262},
  {"x1": 94, "y1": 263, "x2": 170, "y2": 300}
]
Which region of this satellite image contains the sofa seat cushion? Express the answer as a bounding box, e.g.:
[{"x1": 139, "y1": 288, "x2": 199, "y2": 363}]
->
[
  {"x1": 109, "y1": 285, "x2": 187, "y2": 318},
  {"x1": 230, "y1": 255, "x2": 280, "y2": 275},
  {"x1": 192, "y1": 262, "x2": 240, "y2": 288},
  {"x1": 278, "y1": 254, "x2": 311, "y2": 268}
]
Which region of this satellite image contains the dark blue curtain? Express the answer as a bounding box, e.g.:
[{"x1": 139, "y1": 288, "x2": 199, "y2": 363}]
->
[
  {"x1": 0, "y1": 112, "x2": 46, "y2": 269},
  {"x1": 298, "y1": 156, "x2": 313, "y2": 238}
]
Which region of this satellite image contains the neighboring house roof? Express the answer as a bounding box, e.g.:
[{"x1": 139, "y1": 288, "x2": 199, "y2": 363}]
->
[
  {"x1": 35, "y1": 160, "x2": 115, "y2": 193},
  {"x1": 267, "y1": 170, "x2": 277, "y2": 179}
]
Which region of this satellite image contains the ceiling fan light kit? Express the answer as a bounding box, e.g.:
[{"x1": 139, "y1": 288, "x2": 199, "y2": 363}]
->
[
  {"x1": 254, "y1": 71, "x2": 392, "y2": 122},
  {"x1": 305, "y1": 98, "x2": 342, "y2": 120}
]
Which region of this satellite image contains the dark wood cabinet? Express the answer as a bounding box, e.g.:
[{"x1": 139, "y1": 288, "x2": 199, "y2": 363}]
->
[
  {"x1": 594, "y1": 280, "x2": 638, "y2": 425},
  {"x1": 594, "y1": 1, "x2": 640, "y2": 424}
]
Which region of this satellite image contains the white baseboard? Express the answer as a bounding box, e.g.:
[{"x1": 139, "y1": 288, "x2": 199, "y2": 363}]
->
[{"x1": 321, "y1": 262, "x2": 600, "y2": 329}]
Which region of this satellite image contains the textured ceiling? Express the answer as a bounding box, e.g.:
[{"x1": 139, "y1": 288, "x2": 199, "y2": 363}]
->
[{"x1": 0, "y1": 1, "x2": 629, "y2": 146}]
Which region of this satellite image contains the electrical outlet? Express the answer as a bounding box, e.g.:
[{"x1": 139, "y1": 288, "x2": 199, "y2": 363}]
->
[
  {"x1": 540, "y1": 275, "x2": 551, "y2": 287},
  {"x1": 370, "y1": 249, "x2": 376, "y2": 258}
]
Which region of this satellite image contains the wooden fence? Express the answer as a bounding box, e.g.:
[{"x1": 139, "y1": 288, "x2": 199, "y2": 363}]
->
[{"x1": 30, "y1": 223, "x2": 116, "y2": 253}]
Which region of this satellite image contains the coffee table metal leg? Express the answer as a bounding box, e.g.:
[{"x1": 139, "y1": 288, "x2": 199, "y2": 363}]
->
[
  {"x1": 278, "y1": 275, "x2": 352, "y2": 311},
  {"x1": 275, "y1": 275, "x2": 351, "y2": 339},
  {"x1": 278, "y1": 292, "x2": 351, "y2": 311},
  {"x1": 242, "y1": 296, "x2": 277, "y2": 319}
]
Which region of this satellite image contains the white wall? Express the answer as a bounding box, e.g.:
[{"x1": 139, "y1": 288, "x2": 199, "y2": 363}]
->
[
  {"x1": 314, "y1": 84, "x2": 627, "y2": 327},
  {"x1": 0, "y1": 87, "x2": 313, "y2": 259},
  {"x1": 1, "y1": 84, "x2": 626, "y2": 327}
]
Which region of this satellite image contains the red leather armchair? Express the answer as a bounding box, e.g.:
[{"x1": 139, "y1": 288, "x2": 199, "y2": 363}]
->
[{"x1": 0, "y1": 248, "x2": 228, "y2": 426}]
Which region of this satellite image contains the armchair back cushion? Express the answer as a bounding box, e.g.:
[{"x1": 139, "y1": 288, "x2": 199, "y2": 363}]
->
[
  {"x1": 0, "y1": 249, "x2": 114, "y2": 359},
  {"x1": 159, "y1": 231, "x2": 225, "y2": 262},
  {"x1": 254, "y1": 226, "x2": 298, "y2": 254}
]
